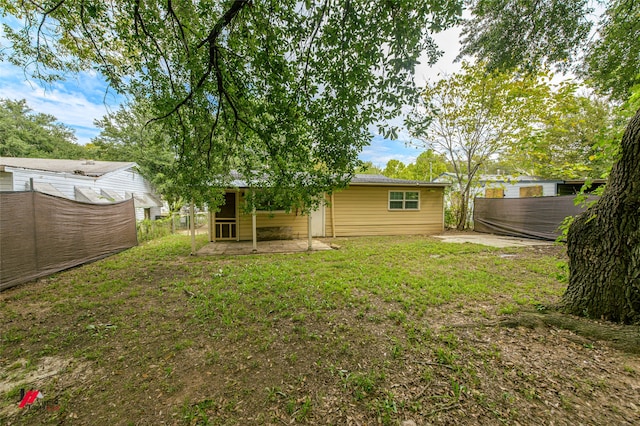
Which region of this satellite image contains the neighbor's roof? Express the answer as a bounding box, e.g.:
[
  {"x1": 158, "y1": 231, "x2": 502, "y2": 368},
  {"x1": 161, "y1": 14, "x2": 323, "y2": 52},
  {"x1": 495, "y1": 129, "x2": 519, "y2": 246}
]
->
[
  {"x1": 434, "y1": 172, "x2": 567, "y2": 183},
  {"x1": 0, "y1": 157, "x2": 136, "y2": 177}
]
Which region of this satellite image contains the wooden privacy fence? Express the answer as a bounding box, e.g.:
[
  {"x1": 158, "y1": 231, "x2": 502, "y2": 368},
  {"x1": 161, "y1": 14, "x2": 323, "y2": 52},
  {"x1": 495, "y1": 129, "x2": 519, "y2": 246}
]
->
[
  {"x1": 0, "y1": 191, "x2": 137, "y2": 290},
  {"x1": 473, "y1": 195, "x2": 594, "y2": 241}
]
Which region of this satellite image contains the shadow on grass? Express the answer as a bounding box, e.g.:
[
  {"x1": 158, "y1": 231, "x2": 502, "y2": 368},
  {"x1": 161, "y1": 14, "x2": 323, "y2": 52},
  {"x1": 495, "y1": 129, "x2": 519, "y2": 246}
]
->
[{"x1": 500, "y1": 307, "x2": 640, "y2": 355}]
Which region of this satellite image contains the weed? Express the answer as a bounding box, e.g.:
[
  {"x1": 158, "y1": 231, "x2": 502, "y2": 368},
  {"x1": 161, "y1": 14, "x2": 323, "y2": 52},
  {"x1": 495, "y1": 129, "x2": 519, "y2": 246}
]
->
[
  {"x1": 293, "y1": 397, "x2": 312, "y2": 421},
  {"x1": 181, "y1": 399, "x2": 217, "y2": 425},
  {"x1": 535, "y1": 303, "x2": 548, "y2": 312},
  {"x1": 390, "y1": 338, "x2": 404, "y2": 359},
  {"x1": 375, "y1": 391, "x2": 398, "y2": 425},
  {"x1": 421, "y1": 368, "x2": 433, "y2": 384},
  {"x1": 286, "y1": 352, "x2": 298, "y2": 364},
  {"x1": 498, "y1": 304, "x2": 517, "y2": 315},
  {"x1": 205, "y1": 351, "x2": 220, "y2": 365},
  {"x1": 555, "y1": 261, "x2": 569, "y2": 282},
  {"x1": 435, "y1": 347, "x2": 457, "y2": 366},
  {"x1": 340, "y1": 369, "x2": 384, "y2": 401},
  {"x1": 522, "y1": 388, "x2": 539, "y2": 400},
  {"x1": 387, "y1": 310, "x2": 407, "y2": 325},
  {"x1": 450, "y1": 378, "x2": 466, "y2": 400},
  {"x1": 266, "y1": 386, "x2": 286, "y2": 403},
  {"x1": 439, "y1": 332, "x2": 459, "y2": 349},
  {"x1": 174, "y1": 339, "x2": 194, "y2": 351}
]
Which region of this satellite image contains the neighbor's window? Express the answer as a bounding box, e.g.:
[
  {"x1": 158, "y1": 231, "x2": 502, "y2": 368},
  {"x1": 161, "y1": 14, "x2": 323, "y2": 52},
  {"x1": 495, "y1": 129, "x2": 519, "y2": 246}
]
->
[
  {"x1": 389, "y1": 191, "x2": 420, "y2": 210},
  {"x1": 519, "y1": 185, "x2": 543, "y2": 197}
]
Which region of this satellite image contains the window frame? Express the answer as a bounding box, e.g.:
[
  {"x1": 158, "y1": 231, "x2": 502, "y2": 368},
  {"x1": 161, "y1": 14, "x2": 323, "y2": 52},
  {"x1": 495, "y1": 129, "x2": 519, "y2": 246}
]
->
[{"x1": 388, "y1": 190, "x2": 420, "y2": 211}]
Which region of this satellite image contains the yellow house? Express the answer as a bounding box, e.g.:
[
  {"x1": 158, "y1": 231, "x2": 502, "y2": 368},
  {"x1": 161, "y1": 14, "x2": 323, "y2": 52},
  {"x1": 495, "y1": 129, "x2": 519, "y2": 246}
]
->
[{"x1": 208, "y1": 174, "x2": 448, "y2": 243}]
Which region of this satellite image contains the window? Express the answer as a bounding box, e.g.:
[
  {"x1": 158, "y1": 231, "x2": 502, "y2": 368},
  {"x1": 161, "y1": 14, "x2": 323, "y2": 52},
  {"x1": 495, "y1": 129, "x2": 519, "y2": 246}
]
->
[
  {"x1": 519, "y1": 185, "x2": 543, "y2": 197},
  {"x1": 389, "y1": 191, "x2": 420, "y2": 210},
  {"x1": 485, "y1": 188, "x2": 504, "y2": 198}
]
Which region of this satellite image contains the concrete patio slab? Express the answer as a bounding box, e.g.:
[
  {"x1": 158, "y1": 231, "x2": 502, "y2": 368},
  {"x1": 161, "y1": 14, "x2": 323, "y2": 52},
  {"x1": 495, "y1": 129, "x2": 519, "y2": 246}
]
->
[
  {"x1": 196, "y1": 239, "x2": 333, "y2": 256},
  {"x1": 433, "y1": 232, "x2": 555, "y2": 248}
]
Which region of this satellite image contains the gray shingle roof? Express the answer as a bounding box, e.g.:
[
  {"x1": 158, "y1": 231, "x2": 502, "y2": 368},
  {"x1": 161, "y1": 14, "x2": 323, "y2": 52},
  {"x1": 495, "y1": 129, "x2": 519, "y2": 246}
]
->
[
  {"x1": 349, "y1": 174, "x2": 449, "y2": 187},
  {"x1": 226, "y1": 172, "x2": 449, "y2": 188},
  {"x1": 0, "y1": 157, "x2": 136, "y2": 177}
]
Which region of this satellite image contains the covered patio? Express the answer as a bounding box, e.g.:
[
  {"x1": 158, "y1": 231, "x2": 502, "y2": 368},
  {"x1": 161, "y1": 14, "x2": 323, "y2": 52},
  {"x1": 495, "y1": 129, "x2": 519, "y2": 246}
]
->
[{"x1": 196, "y1": 239, "x2": 333, "y2": 256}]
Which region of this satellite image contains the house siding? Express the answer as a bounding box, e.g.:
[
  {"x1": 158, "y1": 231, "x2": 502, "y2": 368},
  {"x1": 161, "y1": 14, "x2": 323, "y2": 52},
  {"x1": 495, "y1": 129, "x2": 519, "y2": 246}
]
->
[
  {"x1": 236, "y1": 192, "x2": 309, "y2": 240},
  {"x1": 326, "y1": 186, "x2": 445, "y2": 237},
  {"x1": 4, "y1": 167, "x2": 162, "y2": 220},
  {"x1": 483, "y1": 181, "x2": 560, "y2": 198}
]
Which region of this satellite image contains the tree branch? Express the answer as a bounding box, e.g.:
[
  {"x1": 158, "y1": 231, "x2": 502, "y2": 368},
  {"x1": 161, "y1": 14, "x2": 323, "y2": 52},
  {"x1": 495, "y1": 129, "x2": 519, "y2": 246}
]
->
[{"x1": 152, "y1": 0, "x2": 249, "y2": 124}]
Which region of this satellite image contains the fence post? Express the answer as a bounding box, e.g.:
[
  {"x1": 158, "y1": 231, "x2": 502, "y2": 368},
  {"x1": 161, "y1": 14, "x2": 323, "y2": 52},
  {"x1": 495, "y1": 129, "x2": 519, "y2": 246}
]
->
[{"x1": 190, "y1": 202, "x2": 196, "y2": 255}]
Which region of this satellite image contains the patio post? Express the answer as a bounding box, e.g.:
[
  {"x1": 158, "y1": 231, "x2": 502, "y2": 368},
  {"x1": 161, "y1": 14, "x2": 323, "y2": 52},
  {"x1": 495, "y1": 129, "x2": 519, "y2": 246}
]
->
[
  {"x1": 251, "y1": 190, "x2": 257, "y2": 252},
  {"x1": 190, "y1": 201, "x2": 196, "y2": 255},
  {"x1": 208, "y1": 209, "x2": 214, "y2": 243},
  {"x1": 307, "y1": 212, "x2": 312, "y2": 251},
  {"x1": 331, "y1": 193, "x2": 336, "y2": 238}
]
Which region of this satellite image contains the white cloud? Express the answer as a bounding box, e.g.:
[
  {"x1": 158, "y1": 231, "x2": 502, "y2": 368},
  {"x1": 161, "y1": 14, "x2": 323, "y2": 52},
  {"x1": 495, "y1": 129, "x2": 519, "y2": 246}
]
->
[
  {"x1": 414, "y1": 27, "x2": 463, "y2": 87},
  {"x1": 361, "y1": 28, "x2": 462, "y2": 168},
  {"x1": 0, "y1": 66, "x2": 120, "y2": 144}
]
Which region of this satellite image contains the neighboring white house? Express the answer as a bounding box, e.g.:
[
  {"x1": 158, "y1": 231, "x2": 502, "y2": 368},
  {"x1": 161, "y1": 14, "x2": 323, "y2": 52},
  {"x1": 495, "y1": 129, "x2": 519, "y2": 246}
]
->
[
  {"x1": 0, "y1": 157, "x2": 164, "y2": 220},
  {"x1": 434, "y1": 173, "x2": 605, "y2": 198}
]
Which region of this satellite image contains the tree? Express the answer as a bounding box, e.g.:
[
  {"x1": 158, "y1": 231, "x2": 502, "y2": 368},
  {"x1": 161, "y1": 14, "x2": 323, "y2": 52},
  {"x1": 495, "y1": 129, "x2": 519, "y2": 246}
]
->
[
  {"x1": 356, "y1": 161, "x2": 384, "y2": 175},
  {"x1": 501, "y1": 83, "x2": 618, "y2": 179},
  {"x1": 91, "y1": 102, "x2": 219, "y2": 210},
  {"x1": 1, "y1": 0, "x2": 463, "y2": 213},
  {"x1": 0, "y1": 98, "x2": 87, "y2": 158},
  {"x1": 410, "y1": 150, "x2": 449, "y2": 181},
  {"x1": 407, "y1": 62, "x2": 549, "y2": 229},
  {"x1": 583, "y1": 0, "x2": 640, "y2": 100},
  {"x1": 461, "y1": 0, "x2": 640, "y2": 323},
  {"x1": 382, "y1": 159, "x2": 407, "y2": 179},
  {"x1": 381, "y1": 150, "x2": 448, "y2": 180}
]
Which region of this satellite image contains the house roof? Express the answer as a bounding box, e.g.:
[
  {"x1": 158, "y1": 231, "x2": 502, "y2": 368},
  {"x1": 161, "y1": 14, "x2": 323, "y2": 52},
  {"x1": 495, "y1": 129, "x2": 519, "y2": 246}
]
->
[
  {"x1": 227, "y1": 172, "x2": 449, "y2": 189},
  {"x1": 434, "y1": 172, "x2": 608, "y2": 186},
  {"x1": 0, "y1": 157, "x2": 136, "y2": 177},
  {"x1": 349, "y1": 174, "x2": 449, "y2": 187}
]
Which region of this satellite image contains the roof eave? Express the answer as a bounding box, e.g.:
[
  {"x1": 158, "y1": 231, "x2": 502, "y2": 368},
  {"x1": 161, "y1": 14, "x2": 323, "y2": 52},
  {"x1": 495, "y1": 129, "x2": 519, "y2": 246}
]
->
[{"x1": 348, "y1": 182, "x2": 450, "y2": 188}]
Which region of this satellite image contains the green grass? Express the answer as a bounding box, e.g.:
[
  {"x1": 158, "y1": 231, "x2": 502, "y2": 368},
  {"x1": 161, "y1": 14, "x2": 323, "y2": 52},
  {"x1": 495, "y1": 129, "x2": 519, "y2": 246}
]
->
[{"x1": 5, "y1": 233, "x2": 623, "y2": 426}]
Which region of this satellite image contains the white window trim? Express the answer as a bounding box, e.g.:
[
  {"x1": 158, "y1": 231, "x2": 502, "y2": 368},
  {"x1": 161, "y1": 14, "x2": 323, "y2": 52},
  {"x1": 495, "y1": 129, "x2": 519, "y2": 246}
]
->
[{"x1": 388, "y1": 190, "x2": 420, "y2": 211}]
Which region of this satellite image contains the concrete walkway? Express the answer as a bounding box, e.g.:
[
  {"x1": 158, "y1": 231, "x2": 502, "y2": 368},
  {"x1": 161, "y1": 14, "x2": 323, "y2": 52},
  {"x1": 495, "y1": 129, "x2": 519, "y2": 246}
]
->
[
  {"x1": 196, "y1": 239, "x2": 333, "y2": 256},
  {"x1": 433, "y1": 232, "x2": 554, "y2": 248}
]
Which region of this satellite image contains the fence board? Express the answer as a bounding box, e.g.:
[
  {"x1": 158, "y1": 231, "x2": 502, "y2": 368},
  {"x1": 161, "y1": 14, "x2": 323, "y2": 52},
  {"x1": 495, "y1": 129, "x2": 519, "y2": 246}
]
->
[{"x1": 473, "y1": 196, "x2": 593, "y2": 241}]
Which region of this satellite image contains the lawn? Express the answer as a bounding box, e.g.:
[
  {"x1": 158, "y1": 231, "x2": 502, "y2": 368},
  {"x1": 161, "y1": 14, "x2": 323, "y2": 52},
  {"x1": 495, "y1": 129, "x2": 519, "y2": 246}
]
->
[{"x1": 1, "y1": 235, "x2": 639, "y2": 425}]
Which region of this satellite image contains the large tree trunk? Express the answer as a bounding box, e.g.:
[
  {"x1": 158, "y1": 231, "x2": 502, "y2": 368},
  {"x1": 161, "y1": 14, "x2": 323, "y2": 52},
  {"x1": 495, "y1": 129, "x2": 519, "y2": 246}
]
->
[{"x1": 563, "y1": 108, "x2": 640, "y2": 323}]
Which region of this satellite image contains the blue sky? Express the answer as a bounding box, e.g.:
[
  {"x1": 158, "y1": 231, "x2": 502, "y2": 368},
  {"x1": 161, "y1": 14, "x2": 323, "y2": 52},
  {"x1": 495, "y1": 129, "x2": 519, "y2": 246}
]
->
[{"x1": 0, "y1": 26, "x2": 460, "y2": 169}]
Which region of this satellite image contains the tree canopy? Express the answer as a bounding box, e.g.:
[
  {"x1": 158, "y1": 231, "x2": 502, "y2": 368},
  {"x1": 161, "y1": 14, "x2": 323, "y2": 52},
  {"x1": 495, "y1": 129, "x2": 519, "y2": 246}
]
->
[
  {"x1": 407, "y1": 62, "x2": 550, "y2": 229},
  {"x1": 461, "y1": 0, "x2": 639, "y2": 101},
  {"x1": 90, "y1": 101, "x2": 216, "y2": 209},
  {"x1": 381, "y1": 150, "x2": 449, "y2": 181},
  {"x1": 501, "y1": 83, "x2": 618, "y2": 179},
  {"x1": 1, "y1": 0, "x2": 463, "y2": 210},
  {"x1": 460, "y1": 0, "x2": 640, "y2": 323},
  {"x1": 0, "y1": 98, "x2": 87, "y2": 159}
]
